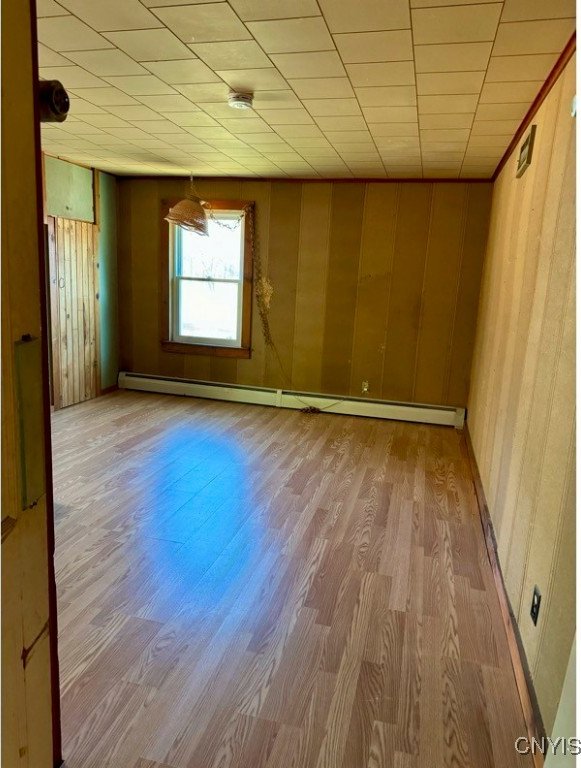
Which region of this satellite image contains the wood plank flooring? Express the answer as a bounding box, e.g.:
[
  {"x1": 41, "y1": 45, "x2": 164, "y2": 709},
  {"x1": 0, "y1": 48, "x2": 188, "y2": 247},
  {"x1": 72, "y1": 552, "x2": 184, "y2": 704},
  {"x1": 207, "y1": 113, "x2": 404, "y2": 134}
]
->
[{"x1": 52, "y1": 391, "x2": 532, "y2": 768}]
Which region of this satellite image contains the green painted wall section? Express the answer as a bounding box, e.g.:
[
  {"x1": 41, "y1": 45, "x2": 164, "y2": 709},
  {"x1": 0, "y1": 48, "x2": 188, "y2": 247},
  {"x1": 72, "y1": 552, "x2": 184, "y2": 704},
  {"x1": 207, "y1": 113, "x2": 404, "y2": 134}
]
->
[
  {"x1": 97, "y1": 171, "x2": 119, "y2": 390},
  {"x1": 44, "y1": 155, "x2": 94, "y2": 222}
]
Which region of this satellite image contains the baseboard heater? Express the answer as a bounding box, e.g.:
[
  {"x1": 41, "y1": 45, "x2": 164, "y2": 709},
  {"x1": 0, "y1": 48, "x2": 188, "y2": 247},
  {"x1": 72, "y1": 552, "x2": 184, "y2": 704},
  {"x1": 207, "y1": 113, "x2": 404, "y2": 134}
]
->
[{"x1": 118, "y1": 372, "x2": 465, "y2": 429}]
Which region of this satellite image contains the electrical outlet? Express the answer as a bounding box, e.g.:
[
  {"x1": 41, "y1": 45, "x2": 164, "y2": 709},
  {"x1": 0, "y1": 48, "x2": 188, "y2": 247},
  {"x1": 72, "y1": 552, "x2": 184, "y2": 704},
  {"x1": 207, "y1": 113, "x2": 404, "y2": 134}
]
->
[
  {"x1": 361, "y1": 380, "x2": 369, "y2": 394},
  {"x1": 530, "y1": 586, "x2": 541, "y2": 626}
]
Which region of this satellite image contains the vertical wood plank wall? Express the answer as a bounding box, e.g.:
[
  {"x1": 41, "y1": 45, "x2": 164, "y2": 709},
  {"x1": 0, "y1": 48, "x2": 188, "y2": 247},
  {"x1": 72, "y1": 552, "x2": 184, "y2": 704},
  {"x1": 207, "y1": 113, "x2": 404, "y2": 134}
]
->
[
  {"x1": 118, "y1": 179, "x2": 492, "y2": 408},
  {"x1": 467, "y1": 56, "x2": 576, "y2": 731},
  {"x1": 48, "y1": 217, "x2": 99, "y2": 409},
  {"x1": 1, "y1": 0, "x2": 56, "y2": 765}
]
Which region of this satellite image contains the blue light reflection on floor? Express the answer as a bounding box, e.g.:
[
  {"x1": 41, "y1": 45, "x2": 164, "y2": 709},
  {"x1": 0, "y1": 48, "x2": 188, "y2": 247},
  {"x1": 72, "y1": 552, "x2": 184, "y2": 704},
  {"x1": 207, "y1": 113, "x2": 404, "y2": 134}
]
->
[{"x1": 133, "y1": 425, "x2": 264, "y2": 618}]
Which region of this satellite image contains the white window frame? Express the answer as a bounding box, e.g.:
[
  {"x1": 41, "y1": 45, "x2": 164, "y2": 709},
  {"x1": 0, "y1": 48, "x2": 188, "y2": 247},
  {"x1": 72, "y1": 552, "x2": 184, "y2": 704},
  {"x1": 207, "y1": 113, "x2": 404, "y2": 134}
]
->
[{"x1": 169, "y1": 211, "x2": 246, "y2": 348}]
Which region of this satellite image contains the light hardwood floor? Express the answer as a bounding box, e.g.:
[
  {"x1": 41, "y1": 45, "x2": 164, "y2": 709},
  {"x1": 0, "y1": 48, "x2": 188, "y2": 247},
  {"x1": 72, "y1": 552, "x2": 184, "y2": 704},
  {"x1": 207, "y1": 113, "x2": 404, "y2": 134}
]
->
[{"x1": 52, "y1": 391, "x2": 531, "y2": 768}]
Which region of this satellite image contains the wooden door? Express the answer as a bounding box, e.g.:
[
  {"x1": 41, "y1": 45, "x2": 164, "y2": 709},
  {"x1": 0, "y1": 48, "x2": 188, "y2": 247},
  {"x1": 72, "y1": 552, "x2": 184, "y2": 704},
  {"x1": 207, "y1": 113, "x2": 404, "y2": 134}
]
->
[{"x1": 47, "y1": 216, "x2": 99, "y2": 409}]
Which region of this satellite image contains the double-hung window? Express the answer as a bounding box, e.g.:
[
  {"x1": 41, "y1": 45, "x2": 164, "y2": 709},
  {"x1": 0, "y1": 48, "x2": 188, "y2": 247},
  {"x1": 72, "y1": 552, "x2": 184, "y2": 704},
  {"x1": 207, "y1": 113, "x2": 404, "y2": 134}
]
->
[{"x1": 164, "y1": 200, "x2": 254, "y2": 357}]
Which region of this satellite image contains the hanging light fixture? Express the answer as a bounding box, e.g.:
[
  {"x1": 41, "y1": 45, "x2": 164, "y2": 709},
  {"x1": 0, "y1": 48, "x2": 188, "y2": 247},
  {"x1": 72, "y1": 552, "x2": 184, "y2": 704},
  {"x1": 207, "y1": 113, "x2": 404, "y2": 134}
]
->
[{"x1": 164, "y1": 175, "x2": 209, "y2": 236}]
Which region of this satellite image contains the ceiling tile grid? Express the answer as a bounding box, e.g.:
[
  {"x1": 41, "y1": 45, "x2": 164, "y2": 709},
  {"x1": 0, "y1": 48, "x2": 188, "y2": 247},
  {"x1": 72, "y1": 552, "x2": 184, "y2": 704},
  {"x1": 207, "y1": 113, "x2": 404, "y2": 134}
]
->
[{"x1": 37, "y1": 0, "x2": 575, "y2": 179}]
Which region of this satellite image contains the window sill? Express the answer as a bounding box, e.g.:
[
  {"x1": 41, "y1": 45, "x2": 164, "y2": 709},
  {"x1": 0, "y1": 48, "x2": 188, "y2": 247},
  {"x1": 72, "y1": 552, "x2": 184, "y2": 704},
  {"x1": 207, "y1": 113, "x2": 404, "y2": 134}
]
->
[{"x1": 161, "y1": 340, "x2": 251, "y2": 359}]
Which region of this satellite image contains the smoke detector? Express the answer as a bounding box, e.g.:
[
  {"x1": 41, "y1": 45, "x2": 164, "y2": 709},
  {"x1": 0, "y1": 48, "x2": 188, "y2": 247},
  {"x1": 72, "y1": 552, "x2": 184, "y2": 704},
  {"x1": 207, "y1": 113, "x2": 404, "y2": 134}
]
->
[{"x1": 228, "y1": 91, "x2": 253, "y2": 110}]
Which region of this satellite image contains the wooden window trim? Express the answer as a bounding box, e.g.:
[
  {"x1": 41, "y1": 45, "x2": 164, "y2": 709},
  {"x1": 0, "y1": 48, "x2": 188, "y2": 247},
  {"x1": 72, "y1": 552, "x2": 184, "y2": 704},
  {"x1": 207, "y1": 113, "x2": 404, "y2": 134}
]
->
[{"x1": 160, "y1": 198, "x2": 254, "y2": 359}]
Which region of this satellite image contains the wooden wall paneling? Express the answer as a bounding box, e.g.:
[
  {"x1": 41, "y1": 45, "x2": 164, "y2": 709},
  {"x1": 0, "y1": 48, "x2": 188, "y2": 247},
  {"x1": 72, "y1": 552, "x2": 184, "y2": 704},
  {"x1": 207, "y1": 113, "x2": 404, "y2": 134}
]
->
[
  {"x1": 467, "y1": 56, "x2": 576, "y2": 731},
  {"x1": 413, "y1": 184, "x2": 468, "y2": 405},
  {"x1": 237, "y1": 180, "x2": 272, "y2": 388},
  {"x1": 381, "y1": 184, "x2": 433, "y2": 402},
  {"x1": 349, "y1": 184, "x2": 398, "y2": 400},
  {"x1": 502, "y1": 71, "x2": 573, "y2": 600},
  {"x1": 321, "y1": 183, "x2": 366, "y2": 396},
  {"x1": 445, "y1": 184, "x2": 492, "y2": 407},
  {"x1": 117, "y1": 178, "x2": 494, "y2": 408},
  {"x1": 47, "y1": 217, "x2": 61, "y2": 409},
  {"x1": 292, "y1": 182, "x2": 332, "y2": 393},
  {"x1": 263, "y1": 181, "x2": 302, "y2": 389},
  {"x1": 489, "y1": 86, "x2": 561, "y2": 549},
  {"x1": 118, "y1": 180, "x2": 134, "y2": 373},
  {"x1": 131, "y1": 181, "x2": 161, "y2": 375}
]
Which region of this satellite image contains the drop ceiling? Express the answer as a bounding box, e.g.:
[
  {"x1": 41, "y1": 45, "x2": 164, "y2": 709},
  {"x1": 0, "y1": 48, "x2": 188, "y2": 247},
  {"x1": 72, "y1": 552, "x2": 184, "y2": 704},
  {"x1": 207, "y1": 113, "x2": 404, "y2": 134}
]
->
[{"x1": 37, "y1": 0, "x2": 575, "y2": 179}]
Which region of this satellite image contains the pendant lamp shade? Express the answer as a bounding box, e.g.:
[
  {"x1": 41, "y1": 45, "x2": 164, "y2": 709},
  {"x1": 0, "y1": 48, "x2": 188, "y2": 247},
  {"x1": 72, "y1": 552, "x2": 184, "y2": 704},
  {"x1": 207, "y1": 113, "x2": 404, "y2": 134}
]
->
[{"x1": 164, "y1": 178, "x2": 209, "y2": 236}]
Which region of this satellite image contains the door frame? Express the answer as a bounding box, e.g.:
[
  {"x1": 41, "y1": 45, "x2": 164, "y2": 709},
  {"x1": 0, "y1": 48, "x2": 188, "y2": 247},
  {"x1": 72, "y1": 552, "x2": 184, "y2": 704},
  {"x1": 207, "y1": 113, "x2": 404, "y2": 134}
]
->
[{"x1": 30, "y1": 0, "x2": 63, "y2": 763}]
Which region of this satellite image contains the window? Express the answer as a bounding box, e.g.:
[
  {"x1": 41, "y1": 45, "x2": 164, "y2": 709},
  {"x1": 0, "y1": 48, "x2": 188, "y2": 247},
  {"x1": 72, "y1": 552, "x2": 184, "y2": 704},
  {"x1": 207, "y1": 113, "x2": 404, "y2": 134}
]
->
[{"x1": 162, "y1": 200, "x2": 254, "y2": 358}]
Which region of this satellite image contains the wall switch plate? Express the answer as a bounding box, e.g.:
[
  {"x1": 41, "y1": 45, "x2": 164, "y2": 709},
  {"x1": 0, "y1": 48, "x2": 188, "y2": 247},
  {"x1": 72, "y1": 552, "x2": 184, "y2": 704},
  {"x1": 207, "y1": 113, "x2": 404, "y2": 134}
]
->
[{"x1": 530, "y1": 586, "x2": 541, "y2": 626}]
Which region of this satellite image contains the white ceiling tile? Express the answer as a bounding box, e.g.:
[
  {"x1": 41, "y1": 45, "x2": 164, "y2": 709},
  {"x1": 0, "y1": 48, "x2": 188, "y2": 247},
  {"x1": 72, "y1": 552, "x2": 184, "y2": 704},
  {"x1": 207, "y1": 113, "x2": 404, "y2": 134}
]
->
[
  {"x1": 107, "y1": 105, "x2": 165, "y2": 120},
  {"x1": 37, "y1": 0, "x2": 68, "y2": 17},
  {"x1": 363, "y1": 122, "x2": 418, "y2": 136},
  {"x1": 314, "y1": 116, "x2": 367, "y2": 131},
  {"x1": 37, "y1": 16, "x2": 114, "y2": 50},
  {"x1": 468, "y1": 134, "x2": 512, "y2": 146},
  {"x1": 39, "y1": 66, "x2": 106, "y2": 88},
  {"x1": 248, "y1": 18, "x2": 333, "y2": 53},
  {"x1": 175, "y1": 83, "x2": 230, "y2": 102},
  {"x1": 218, "y1": 117, "x2": 272, "y2": 132},
  {"x1": 475, "y1": 102, "x2": 529, "y2": 120},
  {"x1": 355, "y1": 86, "x2": 416, "y2": 107},
  {"x1": 184, "y1": 126, "x2": 235, "y2": 139},
  {"x1": 271, "y1": 52, "x2": 345, "y2": 79},
  {"x1": 276, "y1": 124, "x2": 324, "y2": 138},
  {"x1": 38, "y1": 44, "x2": 71, "y2": 67},
  {"x1": 501, "y1": 0, "x2": 575, "y2": 21},
  {"x1": 486, "y1": 53, "x2": 559, "y2": 82},
  {"x1": 471, "y1": 119, "x2": 520, "y2": 134},
  {"x1": 302, "y1": 98, "x2": 361, "y2": 116},
  {"x1": 419, "y1": 113, "x2": 473, "y2": 129},
  {"x1": 228, "y1": 0, "x2": 319, "y2": 21},
  {"x1": 144, "y1": 59, "x2": 219, "y2": 84},
  {"x1": 153, "y1": 4, "x2": 252, "y2": 43},
  {"x1": 255, "y1": 109, "x2": 314, "y2": 124},
  {"x1": 67, "y1": 97, "x2": 106, "y2": 114},
  {"x1": 479, "y1": 80, "x2": 542, "y2": 103},
  {"x1": 57, "y1": 0, "x2": 163, "y2": 31},
  {"x1": 493, "y1": 19, "x2": 574, "y2": 55},
  {"x1": 217, "y1": 68, "x2": 288, "y2": 90},
  {"x1": 65, "y1": 51, "x2": 149, "y2": 77},
  {"x1": 286, "y1": 137, "x2": 334, "y2": 147},
  {"x1": 190, "y1": 41, "x2": 271, "y2": 69},
  {"x1": 418, "y1": 94, "x2": 479, "y2": 113},
  {"x1": 346, "y1": 62, "x2": 415, "y2": 87},
  {"x1": 325, "y1": 130, "x2": 373, "y2": 143},
  {"x1": 334, "y1": 30, "x2": 413, "y2": 63},
  {"x1": 417, "y1": 71, "x2": 485, "y2": 95},
  {"x1": 202, "y1": 102, "x2": 258, "y2": 118},
  {"x1": 131, "y1": 120, "x2": 188, "y2": 133},
  {"x1": 415, "y1": 42, "x2": 493, "y2": 73},
  {"x1": 363, "y1": 106, "x2": 417, "y2": 122},
  {"x1": 104, "y1": 30, "x2": 196, "y2": 61},
  {"x1": 318, "y1": 0, "x2": 410, "y2": 33},
  {"x1": 69, "y1": 87, "x2": 139, "y2": 105},
  {"x1": 251, "y1": 90, "x2": 303, "y2": 109},
  {"x1": 136, "y1": 94, "x2": 197, "y2": 111},
  {"x1": 80, "y1": 114, "x2": 132, "y2": 128},
  {"x1": 288, "y1": 78, "x2": 354, "y2": 98},
  {"x1": 166, "y1": 112, "x2": 220, "y2": 126},
  {"x1": 104, "y1": 75, "x2": 176, "y2": 95},
  {"x1": 412, "y1": 4, "x2": 502, "y2": 44},
  {"x1": 421, "y1": 128, "x2": 470, "y2": 142}
]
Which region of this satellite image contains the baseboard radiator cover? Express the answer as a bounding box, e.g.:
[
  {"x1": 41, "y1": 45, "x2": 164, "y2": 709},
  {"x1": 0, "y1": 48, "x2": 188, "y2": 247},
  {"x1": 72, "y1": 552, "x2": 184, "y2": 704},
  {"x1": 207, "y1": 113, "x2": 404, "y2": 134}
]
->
[{"x1": 118, "y1": 372, "x2": 465, "y2": 428}]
